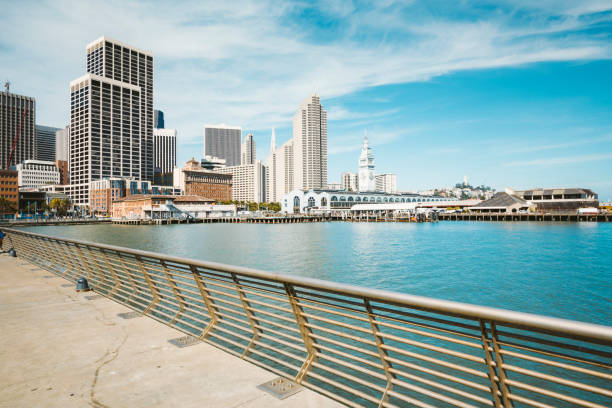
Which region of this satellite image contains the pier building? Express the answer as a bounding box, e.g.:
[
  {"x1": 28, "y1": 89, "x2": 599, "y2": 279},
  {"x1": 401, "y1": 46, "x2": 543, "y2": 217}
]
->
[{"x1": 281, "y1": 189, "x2": 451, "y2": 214}]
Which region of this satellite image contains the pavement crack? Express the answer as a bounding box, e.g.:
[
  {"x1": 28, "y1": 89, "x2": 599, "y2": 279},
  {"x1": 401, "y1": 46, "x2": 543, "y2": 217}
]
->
[{"x1": 89, "y1": 331, "x2": 128, "y2": 408}]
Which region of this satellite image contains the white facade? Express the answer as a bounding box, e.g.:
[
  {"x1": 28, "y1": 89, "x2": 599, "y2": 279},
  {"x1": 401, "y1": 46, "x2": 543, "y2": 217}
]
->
[
  {"x1": 55, "y1": 125, "x2": 70, "y2": 162},
  {"x1": 16, "y1": 160, "x2": 60, "y2": 189},
  {"x1": 293, "y1": 94, "x2": 327, "y2": 190},
  {"x1": 341, "y1": 172, "x2": 359, "y2": 192},
  {"x1": 327, "y1": 182, "x2": 342, "y2": 190},
  {"x1": 174, "y1": 203, "x2": 236, "y2": 219},
  {"x1": 265, "y1": 137, "x2": 293, "y2": 203},
  {"x1": 153, "y1": 128, "x2": 177, "y2": 174},
  {"x1": 281, "y1": 189, "x2": 451, "y2": 214},
  {"x1": 376, "y1": 173, "x2": 397, "y2": 194},
  {"x1": 358, "y1": 134, "x2": 375, "y2": 192},
  {"x1": 241, "y1": 133, "x2": 256, "y2": 165},
  {"x1": 215, "y1": 160, "x2": 266, "y2": 203}
]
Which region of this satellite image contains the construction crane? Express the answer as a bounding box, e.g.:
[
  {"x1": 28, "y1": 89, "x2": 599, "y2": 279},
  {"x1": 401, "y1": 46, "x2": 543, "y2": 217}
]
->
[{"x1": 7, "y1": 106, "x2": 28, "y2": 170}]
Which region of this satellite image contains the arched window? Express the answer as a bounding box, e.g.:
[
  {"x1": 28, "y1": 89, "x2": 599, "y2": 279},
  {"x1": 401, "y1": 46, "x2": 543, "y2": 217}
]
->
[
  {"x1": 401, "y1": 198, "x2": 405, "y2": 202},
  {"x1": 384, "y1": 197, "x2": 388, "y2": 202},
  {"x1": 340, "y1": 196, "x2": 346, "y2": 201},
  {"x1": 355, "y1": 197, "x2": 361, "y2": 202},
  {"x1": 293, "y1": 196, "x2": 300, "y2": 208},
  {"x1": 331, "y1": 196, "x2": 338, "y2": 202},
  {"x1": 362, "y1": 197, "x2": 368, "y2": 202},
  {"x1": 321, "y1": 197, "x2": 327, "y2": 206},
  {"x1": 348, "y1": 197, "x2": 354, "y2": 202},
  {"x1": 308, "y1": 197, "x2": 315, "y2": 207},
  {"x1": 376, "y1": 197, "x2": 382, "y2": 203}
]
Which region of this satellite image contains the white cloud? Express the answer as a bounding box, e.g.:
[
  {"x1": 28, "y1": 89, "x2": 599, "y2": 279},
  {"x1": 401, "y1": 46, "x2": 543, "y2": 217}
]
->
[
  {"x1": 507, "y1": 153, "x2": 612, "y2": 166},
  {"x1": 0, "y1": 0, "x2": 610, "y2": 159}
]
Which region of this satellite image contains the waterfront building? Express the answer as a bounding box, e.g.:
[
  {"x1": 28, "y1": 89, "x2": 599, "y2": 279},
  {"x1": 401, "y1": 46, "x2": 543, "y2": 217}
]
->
[
  {"x1": 201, "y1": 155, "x2": 227, "y2": 170},
  {"x1": 173, "y1": 158, "x2": 232, "y2": 202},
  {"x1": 55, "y1": 125, "x2": 69, "y2": 162},
  {"x1": 111, "y1": 194, "x2": 235, "y2": 220},
  {"x1": 327, "y1": 182, "x2": 342, "y2": 190},
  {"x1": 215, "y1": 160, "x2": 266, "y2": 203},
  {"x1": 89, "y1": 177, "x2": 151, "y2": 215},
  {"x1": 172, "y1": 195, "x2": 236, "y2": 219},
  {"x1": 16, "y1": 160, "x2": 60, "y2": 189},
  {"x1": 293, "y1": 94, "x2": 327, "y2": 190},
  {"x1": 55, "y1": 160, "x2": 69, "y2": 185},
  {"x1": 0, "y1": 170, "x2": 19, "y2": 214},
  {"x1": 35, "y1": 125, "x2": 59, "y2": 162},
  {"x1": 472, "y1": 192, "x2": 529, "y2": 214},
  {"x1": 358, "y1": 133, "x2": 375, "y2": 192},
  {"x1": 341, "y1": 172, "x2": 358, "y2": 192},
  {"x1": 376, "y1": 173, "x2": 397, "y2": 194},
  {"x1": 86, "y1": 36, "x2": 155, "y2": 182},
  {"x1": 281, "y1": 189, "x2": 451, "y2": 214},
  {"x1": 0, "y1": 90, "x2": 36, "y2": 169},
  {"x1": 154, "y1": 109, "x2": 164, "y2": 129},
  {"x1": 241, "y1": 133, "x2": 256, "y2": 165},
  {"x1": 153, "y1": 128, "x2": 177, "y2": 174},
  {"x1": 203, "y1": 124, "x2": 241, "y2": 166},
  {"x1": 514, "y1": 188, "x2": 599, "y2": 211}
]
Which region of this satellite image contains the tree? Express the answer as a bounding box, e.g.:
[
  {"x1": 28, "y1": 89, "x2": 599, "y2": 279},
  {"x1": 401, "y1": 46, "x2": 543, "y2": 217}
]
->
[
  {"x1": 268, "y1": 202, "x2": 281, "y2": 212},
  {"x1": 248, "y1": 202, "x2": 258, "y2": 212}
]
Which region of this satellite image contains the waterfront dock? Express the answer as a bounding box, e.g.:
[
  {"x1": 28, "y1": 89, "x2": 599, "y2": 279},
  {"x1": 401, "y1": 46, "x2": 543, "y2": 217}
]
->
[
  {"x1": 438, "y1": 212, "x2": 610, "y2": 222},
  {"x1": 0, "y1": 254, "x2": 340, "y2": 408},
  {"x1": 113, "y1": 215, "x2": 340, "y2": 225}
]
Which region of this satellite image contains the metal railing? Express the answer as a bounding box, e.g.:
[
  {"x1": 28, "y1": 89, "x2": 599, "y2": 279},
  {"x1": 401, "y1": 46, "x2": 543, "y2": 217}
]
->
[{"x1": 3, "y1": 227, "x2": 611, "y2": 408}]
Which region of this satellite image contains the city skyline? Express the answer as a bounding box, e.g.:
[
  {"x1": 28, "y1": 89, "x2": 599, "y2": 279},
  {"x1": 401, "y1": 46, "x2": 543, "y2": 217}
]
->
[{"x1": 1, "y1": 2, "x2": 611, "y2": 197}]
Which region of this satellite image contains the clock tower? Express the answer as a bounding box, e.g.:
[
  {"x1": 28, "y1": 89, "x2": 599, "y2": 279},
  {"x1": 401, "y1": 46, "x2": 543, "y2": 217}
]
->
[{"x1": 358, "y1": 132, "x2": 375, "y2": 192}]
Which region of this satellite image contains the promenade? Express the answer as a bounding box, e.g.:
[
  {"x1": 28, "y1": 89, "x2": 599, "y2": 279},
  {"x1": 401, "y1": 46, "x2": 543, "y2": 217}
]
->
[{"x1": 0, "y1": 254, "x2": 341, "y2": 408}]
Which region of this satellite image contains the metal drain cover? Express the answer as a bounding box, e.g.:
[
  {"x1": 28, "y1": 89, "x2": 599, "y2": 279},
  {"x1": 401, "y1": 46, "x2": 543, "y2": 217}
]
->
[
  {"x1": 257, "y1": 377, "x2": 302, "y2": 399},
  {"x1": 117, "y1": 311, "x2": 141, "y2": 319},
  {"x1": 85, "y1": 295, "x2": 102, "y2": 300},
  {"x1": 168, "y1": 336, "x2": 200, "y2": 348}
]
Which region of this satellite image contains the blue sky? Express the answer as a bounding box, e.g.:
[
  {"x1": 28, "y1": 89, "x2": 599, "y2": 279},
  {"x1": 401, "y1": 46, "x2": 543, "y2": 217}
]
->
[{"x1": 1, "y1": 1, "x2": 611, "y2": 198}]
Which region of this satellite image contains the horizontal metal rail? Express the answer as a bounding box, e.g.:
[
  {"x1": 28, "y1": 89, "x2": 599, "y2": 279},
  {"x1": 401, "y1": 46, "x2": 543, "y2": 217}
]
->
[{"x1": 3, "y1": 227, "x2": 611, "y2": 408}]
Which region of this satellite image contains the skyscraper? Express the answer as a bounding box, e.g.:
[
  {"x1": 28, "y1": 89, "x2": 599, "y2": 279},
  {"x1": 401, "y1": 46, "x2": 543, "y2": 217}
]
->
[
  {"x1": 293, "y1": 94, "x2": 327, "y2": 190},
  {"x1": 358, "y1": 133, "x2": 375, "y2": 192},
  {"x1": 55, "y1": 125, "x2": 69, "y2": 162},
  {"x1": 241, "y1": 133, "x2": 256, "y2": 165},
  {"x1": 265, "y1": 134, "x2": 293, "y2": 203},
  {"x1": 0, "y1": 90, "x2": 36, "y2": 170},
  {"x1": 69, "y1": 73, "x2": 142, "y2": 205},
  {"x1": 375, "y1": 173, "x2": 397, "y2": 194},
  {"x1": 154, "y1": 109, "x2": 164, "y2": 129},
  {"x1": 35, "y1": 125, "x2": 59, "y2": 162},
  {"x1": 153, "y1": 128, "x2": 176, "y2": 174},
  {"x1": 86, "y1": 36, "x2": 154, "y2": 181},
  {"x1": 203, "y1": 124, "x2": 241, "y2": 166},
  {"x1": 341, "y1": 171, "x2": 359, "y2": 191}
]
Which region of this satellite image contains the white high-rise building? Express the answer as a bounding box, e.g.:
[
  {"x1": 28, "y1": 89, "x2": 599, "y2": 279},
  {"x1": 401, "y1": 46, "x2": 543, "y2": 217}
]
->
[
  {"x1": 215, "y1": 160, "x2": 266, "y2": 203},
  {"x1": 341, "y1": 172, "x2": 359, "y2": 192},
  {"x1": 265, "y1": 129, "x2": 294, "y2": 203},
  {"x1": 376, "y1": 173, "x2": 397, "y2": 194},
  {"x1": 203, "y1": 124, "x2": 241, "y2": 166},
  {"x1": 153, "y1": 128, "x2": 177, "y2": 174},
  {"x1": 55, "y1": 125, "x2": 70, "y2": 162},
  {"x1": 358, "y1": 133, "x2": 375, "y2": 192},
  {"x1": 293, "y1": 94, "x2": 327, "y2": 190},
  {"x1": 241, "y1": 133, "x2": 256, "y2": 165}
]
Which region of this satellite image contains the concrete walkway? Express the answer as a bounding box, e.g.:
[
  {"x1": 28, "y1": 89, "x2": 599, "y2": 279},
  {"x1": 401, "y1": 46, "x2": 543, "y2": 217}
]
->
[{"x1": 0, "y1": 254, "x2": 342, "y2": 408}]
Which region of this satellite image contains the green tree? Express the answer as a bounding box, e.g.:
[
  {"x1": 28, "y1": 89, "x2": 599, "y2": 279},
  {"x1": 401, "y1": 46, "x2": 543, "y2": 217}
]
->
[
  {"x1": 268, "y1": 202, "x2": 281, "y2": 212},
  {"x1": 0, "y1": 197, "x2": 15, "y2": 218},
  {"x1": 248, "y1": 202, "x2": 258, "y2": 212}
]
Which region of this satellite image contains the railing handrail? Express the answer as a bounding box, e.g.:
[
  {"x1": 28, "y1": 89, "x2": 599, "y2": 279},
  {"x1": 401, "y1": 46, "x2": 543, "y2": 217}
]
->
[{"x1": 3, "y1": 226, "x2": 611, "y2": 343}]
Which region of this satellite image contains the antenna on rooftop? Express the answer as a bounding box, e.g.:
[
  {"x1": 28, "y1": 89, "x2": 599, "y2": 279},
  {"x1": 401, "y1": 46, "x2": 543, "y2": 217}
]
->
[{"x1": 4, "y1": 80, "x2": 9, "y2": 93}]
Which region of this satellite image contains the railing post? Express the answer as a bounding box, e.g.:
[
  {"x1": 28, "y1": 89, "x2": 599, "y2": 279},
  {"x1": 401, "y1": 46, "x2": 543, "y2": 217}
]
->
[
  {"x1": 364, "y1": 299, "x2": 396, "y2": 407},
  {"x1": 231, "y1": 273, "x2": 262, "y2": 358},
  {"x1": 73, "y1": 243, "x2": 94, "y2": 283},
  {"x1": 479, "y1": 320, "x2": 504, "y2": 408},
  {"x1": 160, "y1": 260, "x2": 186, "y2": 325},
  {"x1": 490, "y1": 322, "x2": 514, "y2": 408},
  {"x1": 137, "y1": 255, "x2": 161, "y2": 315},
  {"x1": 284, "y1": 283, "x2": 317, "y2": 383},
  {"x1": 190, "y1": 265, "x2": 219, "y2": 339},
  {"x1": 99, "y1": 248, "x2": 122, "y2": 297}
]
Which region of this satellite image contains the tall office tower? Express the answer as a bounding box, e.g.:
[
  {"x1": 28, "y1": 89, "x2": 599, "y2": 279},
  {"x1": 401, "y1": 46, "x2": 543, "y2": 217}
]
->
[
  {"x1": 86, "y1": 36, "x2": 154, "y2": 181},
  {"x1": 375, "y1": 173, "x2": 397, "y2": 194},
  {"x1": 215, "y1": 160, "x2": 266, "y2": 203},
  {"x1": 35, "y1": 125, "x2": 59, "y2": 162},
  {"x1": 55, "y1": 125, "x2": 70, "y2": 161},
  {"x1": 241, "y1": 133, "x2": 256, "y2": 165},
  {"x1": 341, "y1": 171, "x2": 359, "y2": 191},
  {"x1": 153, "y1": 128, "x2": 176, "y2": 174},
  {"x1": 203, "y1": 124, "x2": 241, "y2": 166},
  {"x1": 358, "y1": 133, "x2": 375, "y2": 192},
  {"x1": 0, "y1": 90, "x2": 36, "y2": 170},
  {"x1": 265, "y1": 137, "x2": 293, "y2": 203},
  {"x1": 293, "y1": 94, "x2": 327, "y2": 190},
  {"x1": 68, "y1": 74, "x2": 142, "y2": 205},
  {"x1": 154, "y1": 109, "x2": 164, "y2": 129}
]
